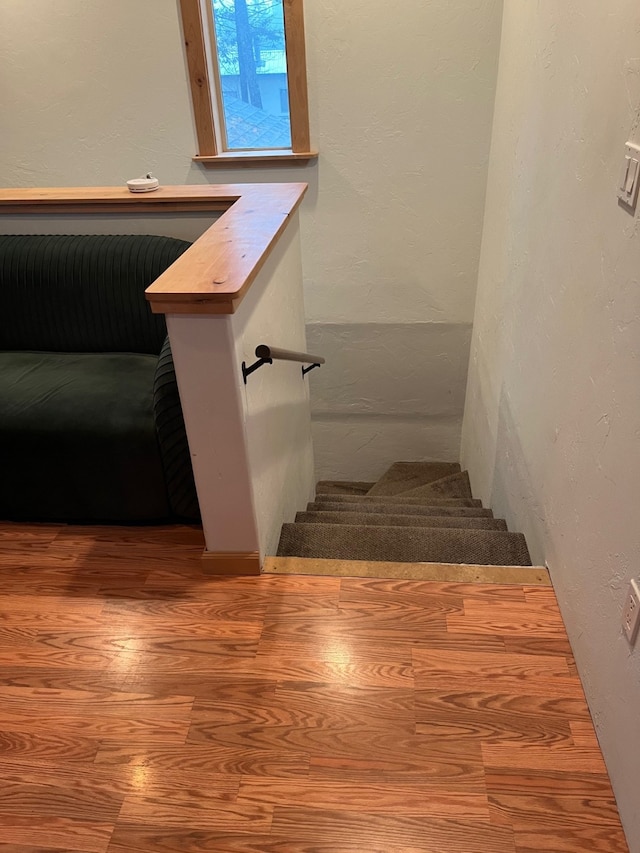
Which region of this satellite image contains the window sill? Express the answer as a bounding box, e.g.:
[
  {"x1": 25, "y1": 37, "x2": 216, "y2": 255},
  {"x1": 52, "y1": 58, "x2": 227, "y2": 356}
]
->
[{"x1": 194, "y1": 149, "x2": 318, "y2": 167}]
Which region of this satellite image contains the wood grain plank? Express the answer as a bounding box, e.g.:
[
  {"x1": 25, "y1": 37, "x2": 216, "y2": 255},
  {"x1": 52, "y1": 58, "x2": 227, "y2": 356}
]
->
[
  {"x1": 416, "y1": 688, "x2": 591, "y2": 721},
  {"x1": 412, "y1": 648, "x2": 571, "y2": 680},
  {"x1": 487, "y1": 770, "x2": 620, "y2": 827},
  {"x1": 0, "y1": 626, "x2": 38, "y2": 646},
  {"x1": 0, "y1": 712, "x2": 189, "y2": 743},
  {"x1": 190, "y1": 695, "x2": 414, "y2": 736},
  {"x1": 270, "y1": 811, "x2": 517, "y2": 853},
  {"x1": 141, "y1": 570, "x2": 341, "y2": 599},
  {"x1": 94, "y1": 743, "x2": 310, "y2": 778},
  {"x1": 0, "y1": 781, "x2": 121, "y2": 823},
  {"x1": 482, "y1": 742, "x2": 608, "y2": 774},
  {"x1": 32, "y1": 619, "x2": 262, "y2": 654},
  {"x1": 0, "y1": 684, "x2": 194, "y2": 718},
  {"x1": 447, "y1": 599, "x2": 566, "y2": 636},
  {"x1": 416, "y1": 675, "x2": 586, "y2": 699},
  {"x1": 273, "y1": 681, "x2": 415, "y2": 719},
  {"x1": 188, "y1": 716, "x2": 418, "y2": 763},
  {"x1": 106, "y1": 825, "x2": 428, "y2": 853},
  {"x1": 0, "y1": 646, "x2": 118, "y2": 670},
  {"x1": 243, "y1": 656, "x2": 414, "y2": 688},
  {"x1": 0, "y1": 522, "x2": 64, "y2": 542},
  {"x1": 503, "y1": 635, "x2": 575, "y2": 657},
  {"x1": 569, "y1": 720, "x2": 602, "y2": 749},
  {"x1": 0, "y1": 815, "x2": 113, "y2": 853},
  {"x1": 118, "y1": 792, "x2": 273, "y2": 833},
  {"x1": 340, "y1": 578, "x2": 528, "y2": 602},
  {"x1": 237, "y1": 777, "x2": 490, "y2": 818},
  {"x1": 512, "y1": 820, "x2": 629, "y2": 853},
  {"x1": 307, "y1": 747, "x2": 483, "y2": 785},
  {"x1": 416, "y1": 690, "x2": 574, "y2": 745},
  {"x1": 102, "y1": 595, "x2": 269, "y2": 623},
  {"x1": 0, "y1": 730, "x2": 99, "y2": 762},
  {"x1": 256, "y1": 634, "x2": 415, "y2": 662}
]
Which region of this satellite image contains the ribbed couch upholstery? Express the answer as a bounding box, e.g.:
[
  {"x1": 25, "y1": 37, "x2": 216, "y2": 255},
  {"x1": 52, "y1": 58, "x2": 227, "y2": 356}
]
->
[{"x1": 0, "y1": 234, "x2": 200, "y2": 522}]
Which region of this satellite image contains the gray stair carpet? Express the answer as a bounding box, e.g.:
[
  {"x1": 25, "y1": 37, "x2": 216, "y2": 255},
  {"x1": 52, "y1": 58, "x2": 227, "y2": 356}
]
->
[
  {"x1": 367, "y1": 461, "x2": 461, "y2": 496},
  {"x1": 296, "y1": 511, "x2": 508, "y2": 531},
  {"x1": 277, "y1": 523, "x2": 532, "y2": 566},
  {"x1": 312, "y1": 493, "x2": 482, "y2": 507},
  {"x1": 315, "y1": 480, "x2": 375, "y2": 495},
  {"x1": 396, "y1": 470, "x2": 473, "y2": 500},
  {"x1": 307, "y1": 502, "x2": 494, "y2": 518},
  {"x1": 277, "y1": 460, "x2": 532, "y2": 572}
]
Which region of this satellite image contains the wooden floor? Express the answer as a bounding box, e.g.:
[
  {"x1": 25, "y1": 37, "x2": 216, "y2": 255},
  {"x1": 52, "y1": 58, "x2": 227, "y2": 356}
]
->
[{"x1": 0, "y1": 522, "x2": 628, "y2": 853}]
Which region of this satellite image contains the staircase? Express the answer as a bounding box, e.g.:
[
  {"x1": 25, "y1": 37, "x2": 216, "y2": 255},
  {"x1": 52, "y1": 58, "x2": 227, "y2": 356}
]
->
[{"x1": 276, "y1": 462, "x2": 532, "y2": 566}]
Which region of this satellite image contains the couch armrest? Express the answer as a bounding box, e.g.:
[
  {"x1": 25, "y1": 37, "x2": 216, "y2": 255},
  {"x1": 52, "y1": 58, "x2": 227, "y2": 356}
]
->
[{"x1": 153, "y1": 336, "x2": 200, "y2": 521}]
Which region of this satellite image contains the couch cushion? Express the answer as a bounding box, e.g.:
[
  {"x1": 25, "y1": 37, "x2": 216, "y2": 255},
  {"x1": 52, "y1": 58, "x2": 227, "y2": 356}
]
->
[
  {"x1": 0, "y1": 351, "x2": 170, "y2": 522},
  {"x1": 0, "y1": 234, "x2": 190, "y2": 354}
]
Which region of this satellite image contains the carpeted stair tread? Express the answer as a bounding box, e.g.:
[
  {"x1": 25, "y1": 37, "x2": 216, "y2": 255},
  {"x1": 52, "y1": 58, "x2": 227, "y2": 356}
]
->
[
  {"x1": 315, "y1": 480, "x2": 375, "y2": 496},
  {"x1": 395, "y1": 471, "x2": 473, "y2": 500},
  {"x1": 308, "y1": 501, "x2": 493, "y2": 518},
  {"x1": 277, "y1": 523, "x2": 532, "y2": 566},
  {"x1": 296, "y1": 511, "x2": 508, "y2": 531},
  {"x1": 367, "y1": 461, "x2": 461, "y2": 496},
  {"x1": 313, "y1": 493, "x2": 482, "y2": 507}
]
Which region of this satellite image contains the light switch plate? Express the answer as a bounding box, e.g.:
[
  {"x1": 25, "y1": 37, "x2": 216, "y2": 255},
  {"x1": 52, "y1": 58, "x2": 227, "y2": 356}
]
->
[{"x1": 618, "y1": 142, "x2": 640, "y2": 209}]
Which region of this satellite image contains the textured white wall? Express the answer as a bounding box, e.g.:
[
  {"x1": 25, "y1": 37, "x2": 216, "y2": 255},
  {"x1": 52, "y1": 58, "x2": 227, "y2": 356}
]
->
[
  {"x1": 0, "y1": 0, "x2": 502, "y2": 480},
  {"x1": 171, "y1": 218, "x2": 315, "y2": 560},
  {"x1": 231, "y1": 217, "x2": 316, "y2": 558},
  {"x1": 462, "y1": 2, "x2": 640, "y2": 848}
]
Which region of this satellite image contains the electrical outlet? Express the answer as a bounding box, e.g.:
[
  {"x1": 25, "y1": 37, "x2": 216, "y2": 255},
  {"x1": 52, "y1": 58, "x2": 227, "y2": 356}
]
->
[{"x1": 622, "y1": 579, "x2": 640, "y2": 644}]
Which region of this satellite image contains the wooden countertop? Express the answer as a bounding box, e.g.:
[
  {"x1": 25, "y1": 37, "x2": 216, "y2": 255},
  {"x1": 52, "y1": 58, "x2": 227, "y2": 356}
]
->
[{"x1": 0, "y1": 184, "x2": 308, "y2": 314}]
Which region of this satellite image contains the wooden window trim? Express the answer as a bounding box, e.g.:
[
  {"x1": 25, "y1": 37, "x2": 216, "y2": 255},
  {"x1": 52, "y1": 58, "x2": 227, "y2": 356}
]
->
[
  {"x1": 179, "y1": 0, "x2": 317, "y2": 165},
  {"x1": 179, "y1": 0, "x2": 218, "y2": 157}
]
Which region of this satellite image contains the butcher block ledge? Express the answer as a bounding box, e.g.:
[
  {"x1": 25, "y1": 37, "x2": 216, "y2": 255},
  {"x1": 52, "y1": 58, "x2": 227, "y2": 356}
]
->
[{"x1": 0, "y1": 184, "x2": 308, "y2": 315}]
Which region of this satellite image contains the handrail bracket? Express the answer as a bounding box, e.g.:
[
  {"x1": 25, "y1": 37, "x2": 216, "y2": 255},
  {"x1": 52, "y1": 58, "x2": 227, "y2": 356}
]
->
[{"x1": 242, "y1": 356, "x2": 273, "y2": 385}]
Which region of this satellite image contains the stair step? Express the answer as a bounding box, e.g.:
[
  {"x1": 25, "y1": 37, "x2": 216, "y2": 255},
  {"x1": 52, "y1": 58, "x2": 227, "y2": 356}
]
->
[
  {"x1": 367, "y1": 461, "x2": 461, "y2": 496},
  {"x1": 315, "y1": 494, "x2": 482, "y2": 507},
  {"x1": 316, "y1": 480, "x2": 375, "y2": 496},
  {"x1": 313, "y1": 493, "x2": 482, "y2": 507},
  {"x1": 277, "y1": 523, "x2": 531, "y2": 566},
  {"x1": 308, "y1": 501, "x2": 493, "y2": 517},
  {"x1": 296, "y1": 511, "x2": 508, "y2": 531},
  {"x1": 395, "y1": 470, "x2": 473, "y2": 500}
]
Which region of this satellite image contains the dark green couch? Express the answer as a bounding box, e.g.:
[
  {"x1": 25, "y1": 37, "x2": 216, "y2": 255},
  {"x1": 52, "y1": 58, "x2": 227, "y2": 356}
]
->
[{"x1": 0, "y1": 234, "x2": 200, "y2": 523}]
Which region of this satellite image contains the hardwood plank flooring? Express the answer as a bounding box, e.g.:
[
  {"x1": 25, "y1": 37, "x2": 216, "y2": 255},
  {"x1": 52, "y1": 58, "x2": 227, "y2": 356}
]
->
[{"x1": 0, "y1": 522, "x2": 628, "y2": 852}]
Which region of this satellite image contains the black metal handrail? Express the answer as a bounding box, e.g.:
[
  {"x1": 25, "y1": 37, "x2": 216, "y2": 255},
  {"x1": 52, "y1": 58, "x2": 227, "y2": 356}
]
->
[{"x1": 242, "y1": 345, "x2": 325, "y2": 384}]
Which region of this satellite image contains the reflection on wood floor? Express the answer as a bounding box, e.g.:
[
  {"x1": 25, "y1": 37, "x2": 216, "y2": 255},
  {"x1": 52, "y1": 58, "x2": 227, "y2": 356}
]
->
[{"x1": 0, "y1": 522, "x2": 629, "y2": 852}]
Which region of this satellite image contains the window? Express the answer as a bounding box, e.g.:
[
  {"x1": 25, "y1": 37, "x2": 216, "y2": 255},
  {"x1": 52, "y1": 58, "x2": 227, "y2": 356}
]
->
[{"x1": 179, "y1": 0, "x2": 316, "y2": 163}]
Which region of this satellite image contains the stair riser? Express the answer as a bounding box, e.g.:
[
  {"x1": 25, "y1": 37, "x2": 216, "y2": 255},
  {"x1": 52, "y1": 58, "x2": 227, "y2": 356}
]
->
[
  {"x1": 316, "y1": 481, "x2": 375, "y2": 496},
  {"x1": 367, "y1": 462, "x2": 462, "y2": 496},
  {"x1": 397, "y1": 470, "x2": 472, "y2": 500},
  {"x1": 296, "y1": 512, "x2": 508, "y2": 531},
  {"x1": 277, "y1": 523, "x2": 532, "y2": 567},
  {"x1": 313, "y1": 494, "x2": 482, "y2": 507},
  {"x1": 308, "y1": 502, "x2": 493, "y2": 518}
]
